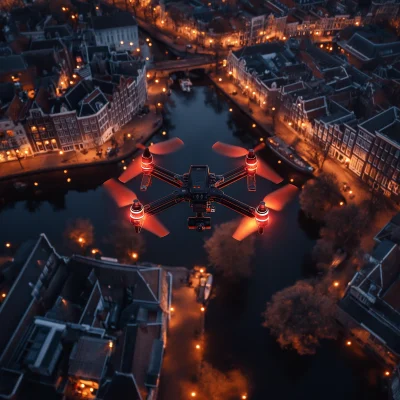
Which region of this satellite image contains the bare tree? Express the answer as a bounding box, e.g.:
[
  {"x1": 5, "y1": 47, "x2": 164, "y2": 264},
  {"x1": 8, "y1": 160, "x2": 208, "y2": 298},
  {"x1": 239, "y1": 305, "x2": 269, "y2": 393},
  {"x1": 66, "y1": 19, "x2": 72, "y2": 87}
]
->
[
  {"x1": 312, "y1": 238, "x2": 335, "y2": 270},
  {"x1": 321, "y1": 204, "x2": 369, "y2": 254},
  {"x1": 0, "y1": 0, "x2": 24, "y2": 11},
  {"x1": 309, "y1": 139, "x2": 330, "y2": 170},
  {"x1": 104, "y1": 219, "x2": 145, "y2": 264},
  {"x1": 299, "y1": 172, "x2": 342, "y2": 221},
  {"x1": 197, "y1": 362, "x2": 248, "y2": 400},
  {"x1": 64, "y1": 218, "x2": 94, "y2": 254},
  {"x1": 263, "y1": 279, "x2": 339, "y2": 355},
  {"x1": 204, "y1": 220, "x2": 255, "y2": 280}
]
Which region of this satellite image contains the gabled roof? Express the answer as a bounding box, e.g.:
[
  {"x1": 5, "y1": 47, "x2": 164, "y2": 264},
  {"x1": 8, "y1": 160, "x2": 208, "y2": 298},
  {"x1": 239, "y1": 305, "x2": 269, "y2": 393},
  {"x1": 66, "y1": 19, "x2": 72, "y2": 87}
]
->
[
  {"x1": 29, "y1": 39, "x2": 65, "y2": 52},
  {"x1": 68, "y1": 336, "x2": 110, "y2": 380},
  {"x1": 92, "y1": 12, "x2": 137, "y2": 30},
  {"x1": 44, "y1": 24, "x2": 73, "y2": 39},
  {"x1": 359, "y1": 107, "x2": 400, "y2": 136}
]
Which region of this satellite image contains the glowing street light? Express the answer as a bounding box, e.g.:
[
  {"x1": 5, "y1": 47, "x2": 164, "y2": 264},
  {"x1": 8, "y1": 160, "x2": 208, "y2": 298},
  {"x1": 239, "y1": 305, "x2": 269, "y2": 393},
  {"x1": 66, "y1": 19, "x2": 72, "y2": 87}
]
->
[
  {"x1": 5, "y1": 242, "x2": 10, "y2": 248},
  {"x1": 34, "y1": 182, "x2": 39, "y2": 186},
  {"x1": 346, "y1": 340, "x2": 352, "y2": 346},
  {"x1": 162, "y1": 88, "x2": 166, "y2": 92},
  {"x1": 339, "y1": 201, "x2": 344, "y2": 206},
  {"x1": 155, "y1": 79, "x2": 159, "y2": 83},
  {"x1": 132, "y1": 252, "x2": 138, "y2": 259},
  {"x1": 200, "y1": 306, "x2": 205, "y2": 312},
  {"x1": 385, "y1": 371, "x2": 390, "y2": 377},
  {"x1": 195, "y1": 344, "x2": 200, "y2": 349},
  {"x1": 67, "y1": 178, "x2": 71, "y2": 183},
  {"x1": 1, "y1": 293, "x2": 6, "y2": 298},
  {"x1": 162, "y1": 131, "x2": 167, "y2": 135},
  {"x1": 191, "y1": 392, "x2": 196, "y2": 397},
  {"x1": 229, "y1": 108, "x2": 233, "y2": 112},
  {"x1": 108, "y1": 341, "x2": 113, "y2": 349},
  {"x1": 59, "y1": 150, "x2": 64, "y2": 155},
  {"x1": 242, "y1": 395, "x2": 247, "y2": 400},
  {"x1": 64, "y1": 169, "x2": 68, "y2": 174},
  {"x1": 260, "y1": 137, "x2": 264, "y2": 142},
  {"x1": 333, "y1": 281, "x2": 339, "y2": 287},
  {"x1": 252, "y1": 123, "x2": 256, "y2": 128},
  {"x1": 170, "y1": 307, "x2": 175, "y2": 312},
  {"x1": 218, "y1": 78, "x2": 222, "y2": 82},
  {"x1": 78, "y1": 237, "x2": 84, "y2": 243}
]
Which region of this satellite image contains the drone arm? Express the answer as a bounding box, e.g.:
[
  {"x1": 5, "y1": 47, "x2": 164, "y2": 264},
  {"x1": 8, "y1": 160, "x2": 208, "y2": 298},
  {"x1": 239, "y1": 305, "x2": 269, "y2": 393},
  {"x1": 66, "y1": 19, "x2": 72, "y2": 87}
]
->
[
  {"x1": 151, "y1": 164, "x2": 183, "y2": 188},
  {"x1": 144, "y1": 191, "x2": 186, "y2": 216},
  {"x1": 212, "y1": 191, "x2": 255, "y2": 218},
  {"x1": 215, "y1": 166, "x2": 248, "y2": 189}
]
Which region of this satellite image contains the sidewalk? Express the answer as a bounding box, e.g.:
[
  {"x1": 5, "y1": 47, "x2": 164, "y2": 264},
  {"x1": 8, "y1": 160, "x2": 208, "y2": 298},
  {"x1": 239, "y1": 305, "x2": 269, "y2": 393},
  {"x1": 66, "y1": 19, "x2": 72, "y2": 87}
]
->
[{"x1": 0, "y1": 112, "x2": 162, "y2": 181}]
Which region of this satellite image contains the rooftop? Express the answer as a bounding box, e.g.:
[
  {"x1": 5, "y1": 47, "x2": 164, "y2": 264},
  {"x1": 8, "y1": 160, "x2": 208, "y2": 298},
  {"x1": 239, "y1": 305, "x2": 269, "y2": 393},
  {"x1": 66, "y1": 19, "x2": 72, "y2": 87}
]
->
[{"x1": 92, "y1": 12, "x2": 137, "y2": 31}]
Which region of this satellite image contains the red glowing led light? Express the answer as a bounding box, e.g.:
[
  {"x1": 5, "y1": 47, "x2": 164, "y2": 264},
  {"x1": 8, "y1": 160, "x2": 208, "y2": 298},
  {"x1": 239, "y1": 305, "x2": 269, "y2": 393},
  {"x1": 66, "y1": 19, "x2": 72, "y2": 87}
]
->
[
  {"x1": 130, "y1": 200, "x2": 145, "y2": 225},
  {"x1": 245, "y1": 150, "x2": 258, "y2": 174},
  {"x1": 141, "y1": 148, "x2": 154, "y2": 172},
  {"x1": 255, "y1": 202, "x2": 269, "y2": 224}
]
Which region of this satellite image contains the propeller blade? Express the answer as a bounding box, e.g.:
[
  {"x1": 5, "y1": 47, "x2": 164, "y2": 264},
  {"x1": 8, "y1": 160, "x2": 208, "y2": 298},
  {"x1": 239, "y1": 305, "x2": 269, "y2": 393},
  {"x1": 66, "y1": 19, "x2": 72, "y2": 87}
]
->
[
  {"x1": 257, "y1": 159, "x2": 283, "y2": 184},
  {"x1": 253, "y1": 142, "x2": 266, "y2": 153},
  {"x1": 212, "y1": 142, "x2": 248, "y2": 158},
  {"x1": 144, "y1": 215, "x2": 169, "y2": 237},
  {"x1": 119, "y1": 157, "x2": 142, "y2": 183},
  {"x1": 136, "y1": 142, "x2": 146, "y2": 150},
  {"x1": 232, "y1": 217, "x2": 258, "y2": 241},
  {"x1": 263, "y1": 184, "x2": 299, "y2": 211},
  {"x1": 103, "y1": 178, "x2": 136, "y2": 208},
  {"x1": 149, "y1": 137, "x2": 184, "y2": 155}
]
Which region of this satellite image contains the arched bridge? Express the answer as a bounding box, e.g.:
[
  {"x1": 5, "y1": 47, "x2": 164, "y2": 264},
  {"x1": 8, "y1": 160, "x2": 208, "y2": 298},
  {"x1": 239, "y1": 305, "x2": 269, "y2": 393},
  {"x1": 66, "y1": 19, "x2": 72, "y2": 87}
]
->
[{"x1": 148, "y1": 56, "x2": 216, "y2": 75}]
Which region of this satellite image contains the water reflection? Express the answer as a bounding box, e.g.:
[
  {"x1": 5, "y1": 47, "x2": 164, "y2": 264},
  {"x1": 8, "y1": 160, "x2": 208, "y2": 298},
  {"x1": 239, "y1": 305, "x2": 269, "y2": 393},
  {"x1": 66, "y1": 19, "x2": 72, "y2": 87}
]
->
[{"x1": 0, "y1": 81, "x2": 387, "y2": 400}]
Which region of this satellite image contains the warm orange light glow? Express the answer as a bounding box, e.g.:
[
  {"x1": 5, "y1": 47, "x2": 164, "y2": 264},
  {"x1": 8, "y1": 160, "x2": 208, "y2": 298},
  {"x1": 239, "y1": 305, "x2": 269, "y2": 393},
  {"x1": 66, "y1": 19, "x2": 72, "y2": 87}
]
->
[
  {"x1": 1, "y1": 293, "x2": 6, "y2": 298},
  {"x1": 132, "y1": 252, "x2": 138, "y2": 259},
  {"x1": 349, "y1": 190, "x2": 353, "y2": 194},
  {"x1": 162, "y1": 88, "x2": 166, "y2": 92},
  {"x1": 149, "y1": 43, "x2": 152, "y2": 47},
  {"x1": 120, "y1": 41, "x2": 124, "y2": 45},
  {"x1": 339, "y1": 201, "x2": 344, "y2": 206},
  {"x1": 252, "y1": 124, "x2": 256, "y2": 128},
  {"x1": 229, "y1": 108, "x2": 232, "y2": 112},
  {"x1": 5, "y1": 242, "x2": 10, "y2": 248},
  {"x1": 80, "y1": 383, "x2": 85, "y2": 388},
  {"x1": 109, "y1": 341, "x2": 113, "y2": 349},
  {"x1": 290, "y1": 178, "x2": 294, "y2": 183},
  {"x1": 146, "y1": 57, "x2": 149, "y2": 61},
  {"x1": 34, "y1": 182, "x2": 38, "y2": 186},
  {"x1": 288, "y1": 122, "x2": 292, "y2": 126},
  {"x1": 320, "y1": 44, "x2": 323, "y2": 48},
  {"x1": 346, "y1": 341, "x2": 352, "y2": 346},
  {"x1": 67, "y1": 178, "x2": 71, "y2": 183},
  {"x1": 272, "y1": 107, "x2": 276, "y2": 111},
  {"x1": 78, "y1": 237, "x2": 83, "y2": 243},
  {"x1": 127, "y1": 133, "x2": 131, "y2": 138},
  {"x1": 136, "y1": 48, "x2": 140, "y2": 52},
  {"x1": 218, "y1": 78, "x2": 222, "y2": 82},
  {"x1": 162, "y1": 131, "x2": 167, "y2": 135},
  {"x1": 155, "y1": 79, "x2": 159, "y2": 83},
  {"x1": 123, "y1": 166, "x2": 127, "y2": 170},
  {"x1": 385, "y1": 371, "x2": 390, "y2": 376},
  {"x1": 242, "y1": 396, "x2": 247, "y2": 400},
  {"x1": 278, "y1": 160, "x2": 281, "y2": 164},
  {"x1": 92, "y1": 249, "x2": 97, "y2": 254},
  {"x1": 200, "y1": 268, "x2": 204, "y2": 273},
  {"x1": 90, "y1": 388, "x2": 94, "y2": 392},
  {"x1": 170, "y1": 307, "x2": 175, "y2": 312},
  {"x1": 260, "y1": 137, "x2": 264, "y2": 142},
  {"x1": 200, "y1": 307, "x2": 205, "y2": 312},
  {"x1": 191, "y1": 392, "x2": 196, "y2": 397},
  {"x1": 64, "y1": 169, "x2": 68, "y2": 174},
  {"x1": 195, "y1": 344, "x2": 200, "y2": 349},
  {"x1": 72, "y1": 74, "x2": 77, "y2": 78},
  {"x1": 229, "y1": 71, "x2": 232, "y2": 75},
  {"x1": 333, "y1": 281, "x2": 339, "y2": 287}
]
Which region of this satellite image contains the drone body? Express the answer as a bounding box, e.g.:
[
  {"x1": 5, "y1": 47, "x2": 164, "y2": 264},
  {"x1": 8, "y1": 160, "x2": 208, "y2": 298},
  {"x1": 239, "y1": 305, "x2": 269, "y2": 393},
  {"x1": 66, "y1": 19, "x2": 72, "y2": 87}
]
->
[{"x1": 103, "y1": 138, "x2": 298, "y2": 240}]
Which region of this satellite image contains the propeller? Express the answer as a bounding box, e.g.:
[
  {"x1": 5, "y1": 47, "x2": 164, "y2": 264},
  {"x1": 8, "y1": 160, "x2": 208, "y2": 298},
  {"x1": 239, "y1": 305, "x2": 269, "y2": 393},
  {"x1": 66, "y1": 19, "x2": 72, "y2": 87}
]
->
[
  {"x1": 119, "y1": 137, "x2": 184, "y2": 183},
  {"x1": 103, "y1": 178, "x2": 169, "y2": 238},
  {"x1": 232, "y1": 184, "x2": 299, "y2": 241},
  {"x1": 212, "y1": 141, "x2": 283, "y2": 184},
  {"x1": 263, "y1": 184, "x2": 299, "y2": 211}
]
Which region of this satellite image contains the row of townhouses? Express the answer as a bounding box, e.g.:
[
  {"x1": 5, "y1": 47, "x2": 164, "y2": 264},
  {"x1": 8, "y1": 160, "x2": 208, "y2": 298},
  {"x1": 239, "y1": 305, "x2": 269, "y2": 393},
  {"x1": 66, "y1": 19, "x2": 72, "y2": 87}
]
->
[
  {"x1": 0, "y1": 8, "x2": 146, "y2": 163},
  {"x1": 226, "y1": 27, "x2": 400, "y2": 198}
]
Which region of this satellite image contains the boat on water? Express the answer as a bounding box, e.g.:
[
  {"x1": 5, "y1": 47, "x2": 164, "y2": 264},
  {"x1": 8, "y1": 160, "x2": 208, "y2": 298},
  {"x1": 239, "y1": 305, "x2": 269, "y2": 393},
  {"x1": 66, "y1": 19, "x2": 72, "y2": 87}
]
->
[
  {"x1": 179, "y1": 78, "x2": 192, "y2": 92},
  {"x1": 267, "y1": 136, "x2": 314, "y2": 174}
]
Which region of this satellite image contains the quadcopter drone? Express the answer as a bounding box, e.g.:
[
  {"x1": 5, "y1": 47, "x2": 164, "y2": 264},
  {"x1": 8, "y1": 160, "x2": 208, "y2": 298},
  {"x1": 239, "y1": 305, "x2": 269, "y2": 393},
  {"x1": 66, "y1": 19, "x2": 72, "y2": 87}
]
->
[{"x1": 103, "y1": 137, "x2": 298, "y2": 241}]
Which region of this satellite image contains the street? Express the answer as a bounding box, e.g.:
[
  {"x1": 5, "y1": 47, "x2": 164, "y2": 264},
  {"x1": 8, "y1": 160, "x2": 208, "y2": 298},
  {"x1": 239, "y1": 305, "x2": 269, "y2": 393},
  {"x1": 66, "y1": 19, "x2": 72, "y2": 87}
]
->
[{"x1": 159, "y1": 267, "x2": 204, "y2": 400}]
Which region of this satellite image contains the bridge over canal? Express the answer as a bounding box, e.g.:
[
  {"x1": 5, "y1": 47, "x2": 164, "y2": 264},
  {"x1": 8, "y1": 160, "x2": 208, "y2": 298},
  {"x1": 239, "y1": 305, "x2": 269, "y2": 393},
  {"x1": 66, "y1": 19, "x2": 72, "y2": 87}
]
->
[{"x1": 148, "y1": 56, "x2": 216, "y2": 76}]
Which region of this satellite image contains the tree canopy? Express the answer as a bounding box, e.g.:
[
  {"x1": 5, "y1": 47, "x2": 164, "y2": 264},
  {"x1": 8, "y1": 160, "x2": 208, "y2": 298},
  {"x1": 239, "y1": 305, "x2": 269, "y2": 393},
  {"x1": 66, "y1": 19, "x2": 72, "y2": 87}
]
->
[
  {"x1": 197, "y1": 362, "x2": 248, "y2": 400},
  {"x1": 299, "y1": 173, "x2": 342, "y2": 221},
  {"x1": 204, "y1": 220, "x2": 255, "y2": 280},
  {"x1": 263, "y1": 279, "x2": 339, "y2": 355}
]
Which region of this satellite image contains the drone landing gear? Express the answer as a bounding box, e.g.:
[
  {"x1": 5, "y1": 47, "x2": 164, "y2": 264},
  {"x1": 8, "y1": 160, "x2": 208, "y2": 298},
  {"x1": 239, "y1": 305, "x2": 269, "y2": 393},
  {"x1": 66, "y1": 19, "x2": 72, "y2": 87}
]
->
[
  {"x1": 247, "y1": 175, "x2": 256, "y2": 192},
  {"x1": 140, "y1": 174, "x2": 152, "y2": 191},
  {"x1": 188, "y1": 214, "x2": 211, "y2": 232}
]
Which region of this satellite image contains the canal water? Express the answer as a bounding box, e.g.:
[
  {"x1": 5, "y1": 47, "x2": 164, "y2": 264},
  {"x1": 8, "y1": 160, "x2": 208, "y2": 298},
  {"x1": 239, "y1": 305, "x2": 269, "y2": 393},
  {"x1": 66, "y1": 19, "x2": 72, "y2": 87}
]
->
[{"x1": 0, "y1": 83, "x2": 387, "y2": 399}]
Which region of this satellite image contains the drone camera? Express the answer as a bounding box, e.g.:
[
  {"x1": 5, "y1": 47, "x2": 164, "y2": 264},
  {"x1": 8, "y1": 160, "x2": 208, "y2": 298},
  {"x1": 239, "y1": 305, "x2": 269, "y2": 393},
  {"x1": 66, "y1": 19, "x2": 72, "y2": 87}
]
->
[{"x1": 188, "y1": 217, "x2": 211, "y2": 232}]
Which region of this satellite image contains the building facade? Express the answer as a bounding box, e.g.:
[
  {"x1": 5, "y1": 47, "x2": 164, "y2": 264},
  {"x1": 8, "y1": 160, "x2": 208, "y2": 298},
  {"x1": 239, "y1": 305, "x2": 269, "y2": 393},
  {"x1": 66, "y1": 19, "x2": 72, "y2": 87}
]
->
[{"x1": 92, "y1": 12, "x2": 139, "y2": 52}]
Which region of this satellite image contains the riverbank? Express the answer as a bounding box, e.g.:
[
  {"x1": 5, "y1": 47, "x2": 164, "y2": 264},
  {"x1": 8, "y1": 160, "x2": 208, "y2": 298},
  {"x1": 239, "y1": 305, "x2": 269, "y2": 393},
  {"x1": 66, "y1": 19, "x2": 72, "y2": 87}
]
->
[
  {"x1": 0, "y1": 112, "x2": 162, "y2": 182},
  {"x1": 208, "y1": 72, "x2": 396, "y2": 250}
]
